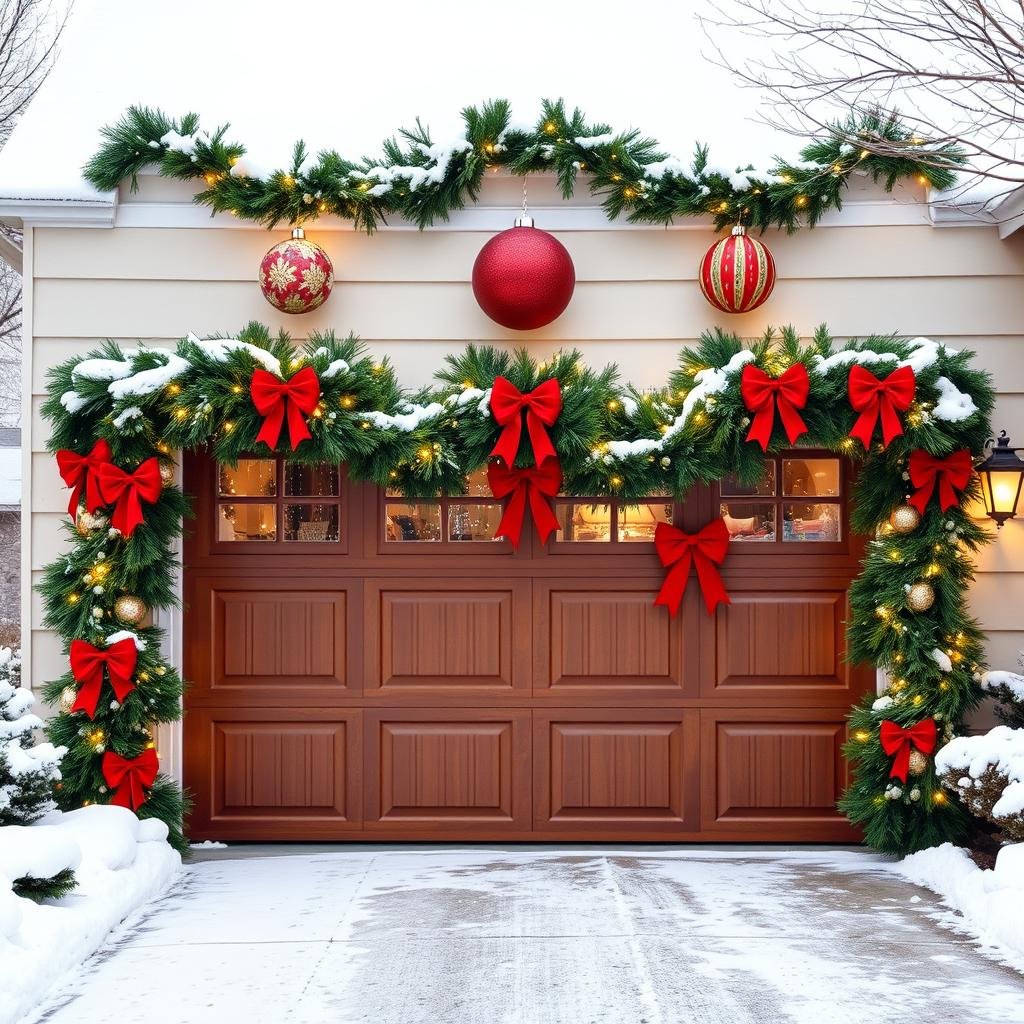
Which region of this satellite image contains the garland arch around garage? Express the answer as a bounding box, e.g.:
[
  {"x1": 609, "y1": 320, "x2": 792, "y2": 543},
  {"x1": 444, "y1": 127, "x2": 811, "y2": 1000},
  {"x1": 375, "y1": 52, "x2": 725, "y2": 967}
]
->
[{"x1": 183, "y1": 449, "x2": 870, "y2": 841}]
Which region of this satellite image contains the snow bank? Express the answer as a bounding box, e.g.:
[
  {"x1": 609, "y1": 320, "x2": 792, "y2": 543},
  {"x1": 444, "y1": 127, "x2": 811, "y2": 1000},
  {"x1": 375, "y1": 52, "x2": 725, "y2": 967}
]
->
[
  {"x1": 897, "y1": 843, "x2": 1024, "y2": 968},
  {"x1": 937, "y1": 726, "x2": 1024, "y2": 820},
  {"x1": 0, "y1": 805, "x2": 181, "y2": 1024}
]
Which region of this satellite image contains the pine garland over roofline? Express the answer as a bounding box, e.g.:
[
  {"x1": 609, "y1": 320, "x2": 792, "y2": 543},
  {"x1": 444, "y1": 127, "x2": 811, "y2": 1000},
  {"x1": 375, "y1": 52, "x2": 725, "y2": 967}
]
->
[{"x1": 82, "y1": 100, "x2": 964, "y2": 233}]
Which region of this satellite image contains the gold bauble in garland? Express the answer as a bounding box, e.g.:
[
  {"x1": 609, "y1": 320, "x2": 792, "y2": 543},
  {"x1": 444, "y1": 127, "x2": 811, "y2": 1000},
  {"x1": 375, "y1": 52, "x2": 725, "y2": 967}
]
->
[
  {"x1": 889, "y1": 504, "x2": 921, "y2": 534},
  {"x1": 75, "y1": 509, "x2": 107, "y2": 536},
  {"x1": 158, "y1": 461, "x2": 175, "y2": 486},
  {"x1": 58, "y1": 685, "x2": 77, "y2": 712},
  {"x1": 907, "y1": 749, "x2": 929, "y2": 776},
  {"x1": 113, "y1": 594, "x2": 148, "y2": 624},
  {"x1": 906, "y1": 582, "x2": 936, "y2": 612}
]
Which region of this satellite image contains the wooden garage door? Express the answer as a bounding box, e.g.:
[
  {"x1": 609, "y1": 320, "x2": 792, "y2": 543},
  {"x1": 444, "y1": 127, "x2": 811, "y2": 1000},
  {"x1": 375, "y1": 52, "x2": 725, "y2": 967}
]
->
[{"x1": 182, "y1": 451, "x2": 872, "y2": 841}]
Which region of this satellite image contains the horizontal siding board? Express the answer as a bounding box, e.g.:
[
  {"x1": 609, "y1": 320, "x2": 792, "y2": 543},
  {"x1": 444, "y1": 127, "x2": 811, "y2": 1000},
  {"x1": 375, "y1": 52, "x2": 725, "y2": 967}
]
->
[
  {"x1": 32, "y1": 225, "x2": 1024, "y2": 283},
  {"x1": 32, "y1": 277, "x2": 1024, "y2": 342}
]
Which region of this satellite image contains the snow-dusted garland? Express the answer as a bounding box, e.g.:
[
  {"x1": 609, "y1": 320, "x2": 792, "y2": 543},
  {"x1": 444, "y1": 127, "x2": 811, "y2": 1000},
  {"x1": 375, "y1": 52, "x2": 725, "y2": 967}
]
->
[
  {"x1": 82, "y1": 100, "x2": 963, "y2": 233},
  {"x1": 40, "y1": 323, "x2": 996, "y2": 855}
]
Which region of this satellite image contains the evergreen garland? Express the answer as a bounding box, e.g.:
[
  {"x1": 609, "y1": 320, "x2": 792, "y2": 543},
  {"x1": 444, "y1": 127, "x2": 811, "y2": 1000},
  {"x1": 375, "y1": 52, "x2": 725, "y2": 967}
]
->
[
  {"x1": 39, "y1": 323, "x2": 995, "y2": 855},
  {"x1": 82, "y1": 100, "x2": 963, "y2": 233}
]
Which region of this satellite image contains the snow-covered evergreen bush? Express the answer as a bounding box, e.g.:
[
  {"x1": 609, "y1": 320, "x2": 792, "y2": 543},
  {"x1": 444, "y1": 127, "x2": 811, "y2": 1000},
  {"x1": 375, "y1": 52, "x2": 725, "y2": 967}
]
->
[
  {"x1": 0, "y1": 648, "x2": 76, "y2": 899},
  {"x1": 981, "y1": 650, "x2": 1024, "y2": 729}
]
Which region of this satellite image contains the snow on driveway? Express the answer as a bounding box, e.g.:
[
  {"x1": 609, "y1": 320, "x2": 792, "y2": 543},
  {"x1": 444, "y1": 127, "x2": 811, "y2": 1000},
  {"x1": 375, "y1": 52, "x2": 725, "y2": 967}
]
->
[{"x1": 25, "y1": 847, "x2": 1024, "y2": 1024}]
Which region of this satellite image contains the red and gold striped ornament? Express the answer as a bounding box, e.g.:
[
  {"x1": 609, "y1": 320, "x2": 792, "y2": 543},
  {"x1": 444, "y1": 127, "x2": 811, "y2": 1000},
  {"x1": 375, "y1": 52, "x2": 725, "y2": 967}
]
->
[
  {"x1": 259, "y1": 227, "x2": 334, "y2": 315},
  {"x1": 699, "y1": 225, "x2": 776, "y2": 314}
]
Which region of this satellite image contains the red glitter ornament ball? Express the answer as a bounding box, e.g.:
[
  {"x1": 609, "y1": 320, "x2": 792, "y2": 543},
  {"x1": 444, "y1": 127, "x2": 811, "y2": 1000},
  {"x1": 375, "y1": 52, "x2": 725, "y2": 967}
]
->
[
  {"x1": 472, "y1": 222, "x2": 575, "y2": 331},
  {"x1": 259, "y1": 228, "x2": 334, "y2": 314},
  {"x1": 699, "y1": 225, "x2": 776, "y2": 314}
]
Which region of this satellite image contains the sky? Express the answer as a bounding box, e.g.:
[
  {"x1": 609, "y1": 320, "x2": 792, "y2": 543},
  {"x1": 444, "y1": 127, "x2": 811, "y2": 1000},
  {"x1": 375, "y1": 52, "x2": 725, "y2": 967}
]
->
[{"x1": 0, "y1": 0, "x2": 791, "y2": 198}]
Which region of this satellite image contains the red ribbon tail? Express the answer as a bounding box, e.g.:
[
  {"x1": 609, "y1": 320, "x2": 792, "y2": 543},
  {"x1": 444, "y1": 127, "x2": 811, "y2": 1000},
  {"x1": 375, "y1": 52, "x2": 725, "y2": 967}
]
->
[
  {"x1": 495, "y1": 485, "x2": 528, "y2": 548},
  {"x1": 113, "y1": 489, "x2": 145, "y2": 537},
  {"x1": 654, "y1": 556, "x2": 691, "y2": 617},
  {"x1": 490, "y1": 420, "x2": 522, "y2": 468},
  {"x1": 889, "y1": 742, "x2": 911, "y2": 784},
  {"x1": 527, "y1": 484, "x2": 560, "y2": 545},
  {"x1": 286, "y1": 400, "x2": 312, "y2": 450},
  {"x1": 777, "y1": 398, "x2": 809, "y2": 446},
  {"x1": 745, "y1": 404, "x2": 774, "y2": 450},
  {"x1": 69, "y1": 679, "x2": 101, "y2": 720},
  {"x1": 693, "y1": 552, "x2": 730, "y2": 616},
  {"x1": 255, "y1": 405, "x2": 284, "y2": 450},
  {"x1": 908, "y1": 485, "x2": 932, "y2": 516},
  {"x1": 849, "y1": 404, "x2": 877, "y2": 447},
  {"x1": 880, "y1": 397, "x2": 904, "y2": 447},
  {"x1": 937, "y1": 477, "x2": 958, "y2": 511},
  {"x1": 66, "y1": 481, "x2": 83, "y2": 518},
  {"x1": 526, "y1": 411, "x2": 557, "y2": 465}
]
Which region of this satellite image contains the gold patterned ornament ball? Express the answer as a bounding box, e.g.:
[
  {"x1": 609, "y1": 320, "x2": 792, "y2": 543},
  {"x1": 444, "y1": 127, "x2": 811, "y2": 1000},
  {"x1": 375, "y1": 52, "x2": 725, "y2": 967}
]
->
[
  {"x1": 259, "y1": 227, "x2": 333, "y2": 314},
  {"x1": 906, "y1": 582, "x2": 936, "y2": 613},
  {"x1": 75, "y1": 509, "x2": 106, "y2": 536},
  {"x1": 889, "y1": 503, "x2": 921, "y2": 534},
  {"x1": 158, "y1": 461, "x2": 175, "y2": 486},
  {"x1": 114, "y1": 594, "x2": 148, "y2": 625},
  {"x1": 907, "y1": 749, "x2": 929, "y2": 776},
  {"x1": 58, "y1": 685, "x2": 77, "y2": 712}
]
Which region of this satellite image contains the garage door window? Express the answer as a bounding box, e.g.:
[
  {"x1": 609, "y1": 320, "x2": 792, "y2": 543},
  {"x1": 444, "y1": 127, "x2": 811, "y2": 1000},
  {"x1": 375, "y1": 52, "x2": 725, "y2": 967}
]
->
[
  {"x1": 384, "y1": 467, "x2": 504, "y2": 543},
  {"x1": 554, "y1": 498, "x2": 674, "y2": 543},
  {"x1": 719, "y1": 455, "x2": 842, "y2": 543},
  {"x1": 217, "y1": 458, "x2": 342, "y2": 543}
]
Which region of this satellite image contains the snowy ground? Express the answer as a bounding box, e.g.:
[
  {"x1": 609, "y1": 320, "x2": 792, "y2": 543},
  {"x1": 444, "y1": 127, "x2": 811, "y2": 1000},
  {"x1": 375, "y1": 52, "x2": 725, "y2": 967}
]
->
[{"x1": 21, "y1": 846, "x2": 1024, "y2": 1024}]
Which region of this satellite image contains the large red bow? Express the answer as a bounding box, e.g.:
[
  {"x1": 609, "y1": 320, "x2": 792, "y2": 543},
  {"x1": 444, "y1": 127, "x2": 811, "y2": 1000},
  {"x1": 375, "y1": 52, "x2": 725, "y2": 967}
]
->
[
  {"x1": 69, "y1": 637, "x2": 137, "y2": 720},
  {"x1": 489, "y1": 376, "x2": 561, "y2": 467},
  {"x1": 908, "y1": 449, "x2": 973, "y2": 515},
  {"x1": 95, "y1": 458, "x2": 162, "y2": 537},
  {"x1": 102, "y1": 748, "x2": 159, "y2": 810},
  {"x1": 251, "y1": 366, "x2": 320, "y2": 451},
  {"x1": 740, "y1": 363, "x2": 810, "y2": 450},
  {"x1": 848, "y1": 365, "x2": 916, "y2": 448},
  {"x1": 879, "y1": 718, "x2": 937, "y2": 783},
  {"x1": 654, "y1": 518, "x2": 731, "y2": 617},
  {"x1": 487, "y1": 458, "x2": 562, "y2": 549},
  {"x1": 56, "y1": 439, "x2": 112, "y2": 517}
]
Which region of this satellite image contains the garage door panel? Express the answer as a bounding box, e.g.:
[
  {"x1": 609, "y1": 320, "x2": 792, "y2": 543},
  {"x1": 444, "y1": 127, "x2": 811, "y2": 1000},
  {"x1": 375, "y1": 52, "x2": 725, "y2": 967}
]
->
[
  {"x1": 535, "y1": 710, "x2": 699, "y2": 831},
  {"x1": 703, "y1": 591, "x2": 862, "y2": 704},
  {"x1": 535, "y1": 580, "x2": 696, "y2": 697},
  {"x1": 701, "y1": 709, "x2": 851, "y2": 835},
  {"x1": 185, "y1": 708, "x2": 362, "y2": 839},
  {"x1": 364, "y1": 710, "x2": 531, "y2": 829},
  {"x1": 193, "y1": 578, "x2": 352, "y2": 694},
  {"x1": 365, "y1": 580, "x2": 530, "y2": 694}
]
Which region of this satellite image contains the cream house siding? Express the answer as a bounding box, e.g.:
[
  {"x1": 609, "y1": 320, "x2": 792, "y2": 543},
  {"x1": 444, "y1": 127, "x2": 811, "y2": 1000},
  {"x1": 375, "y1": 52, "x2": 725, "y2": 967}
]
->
[{"x1": 22, "y1": 174, "x2": 1024, "y2": 761}]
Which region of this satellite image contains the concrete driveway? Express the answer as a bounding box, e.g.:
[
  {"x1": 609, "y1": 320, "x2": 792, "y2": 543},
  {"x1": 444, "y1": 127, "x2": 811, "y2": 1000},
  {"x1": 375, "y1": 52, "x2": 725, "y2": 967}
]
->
[{"x1": 28, "y1": 846, "x2": 1024, "y2": 1023}]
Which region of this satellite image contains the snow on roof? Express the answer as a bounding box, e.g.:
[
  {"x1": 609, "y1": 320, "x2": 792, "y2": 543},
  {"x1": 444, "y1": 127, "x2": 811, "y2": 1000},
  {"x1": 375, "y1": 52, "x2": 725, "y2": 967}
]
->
[{"x1": 0, "y1": 0, "x2": 802, "y2": 203}]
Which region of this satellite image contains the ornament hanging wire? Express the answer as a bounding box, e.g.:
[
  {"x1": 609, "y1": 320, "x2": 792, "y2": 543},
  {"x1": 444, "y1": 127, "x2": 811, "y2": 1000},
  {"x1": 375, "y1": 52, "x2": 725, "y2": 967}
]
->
[{"x1": 515, "y1": 177, "x2": 534, "y2": 228}]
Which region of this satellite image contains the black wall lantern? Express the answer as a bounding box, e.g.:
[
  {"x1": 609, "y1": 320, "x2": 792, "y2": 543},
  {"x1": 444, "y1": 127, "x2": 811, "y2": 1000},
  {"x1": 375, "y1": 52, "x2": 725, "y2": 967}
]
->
[{"x1": 978, "y1": 431, "x2": 1024, "y2": 528}]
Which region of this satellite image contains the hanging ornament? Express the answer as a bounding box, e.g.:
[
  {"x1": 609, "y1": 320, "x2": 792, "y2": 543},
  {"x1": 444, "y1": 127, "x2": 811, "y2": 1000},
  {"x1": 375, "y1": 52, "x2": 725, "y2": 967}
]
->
[
  {"x1": 75, "y1": 509, "x2": 108, "y2": 537},
  {"x1": 906, "y1": 582, "x2": 936, "y2": 612},
  {"x1": 114, "y1": 594, "x2": 148, "y2": 625},
  {"x1": 58, "y1": 685, "x2": 78, "y2": 713},
  {"x1": 259, "y1": 227, "x2": 333, "y2": 314},
  {"x1": 888, "y1": 504, "x2": 921, "y2": 535},
  {"x1": 699, "y1": 225, "x2": 776, "y2": 314},
  {"x1": 472, "y1": 182, "x2": 574, "y2": 331},
  {"x1": 158, "y1": 461, "x2": 175, "y2": 486},
  {"x1": 907, "y1": 749, "x2": 929, "y2": 776}
]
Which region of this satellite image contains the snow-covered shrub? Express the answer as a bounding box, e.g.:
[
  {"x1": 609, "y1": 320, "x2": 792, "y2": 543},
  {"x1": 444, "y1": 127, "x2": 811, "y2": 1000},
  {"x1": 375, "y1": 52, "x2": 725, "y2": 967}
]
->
[
  {"x1": 937, "y1": 726, "x2": 1024, "y2": 844},
  {"x1": 981, "y1": 651, "x2": 1024, "y2": 729},
  {"x1": 0, "y1": 647, "x2": 76, "y2": 899}
]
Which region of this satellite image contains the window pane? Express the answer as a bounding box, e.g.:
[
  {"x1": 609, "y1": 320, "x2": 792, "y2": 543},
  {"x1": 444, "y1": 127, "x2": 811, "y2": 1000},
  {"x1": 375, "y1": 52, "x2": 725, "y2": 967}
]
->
[
  {"x1": 783, "y1": 503, "x2": 841, "y2": 542},
  {"x1": 284, "y1": 463, "x2": 339, "y2": 497},
  {"x1": 284, "y1": 503, "x2": 339, "y2": 542},
  {"x1": 219, "y1": 460, "x2": 276, "y2": 497},
  {"x1": 557, "y1": 502, "x2": 612, "y2": 542},
  {"x1": 721, "y1": 502, "x2": 776, "y2": 542},
  {"x1": 782, "y1": 458, "x2": 840, "y2": 498},
  {"x1": 385, "y1": 503, "x2": 441, "y2": 542},
  {"x1": 449, "y1": 503, "x2": 503, "y2": 541},
  {"x1": 720, "y1": 463, "x2": 775, "y2": 497},
  {"x1": 617, "y1": 502, "x2": 672, "y2": 542},
  {"x1": 218, "y1": 503, "x2": 275, "y2": 541}
]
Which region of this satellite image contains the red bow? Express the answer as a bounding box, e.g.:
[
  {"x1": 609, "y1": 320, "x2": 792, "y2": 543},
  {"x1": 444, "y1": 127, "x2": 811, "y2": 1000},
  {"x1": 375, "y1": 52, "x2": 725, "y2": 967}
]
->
[
  {"x1": 489, "y1": 376, "x2": 561, "y2": 467},
  {"x1": 848, "y1": 365, "x2": 916, "y2": 448},
  {"x1": 879, "y1": 718, "x2": 937, "y2": 783},
  {"x1": 95, "y1": 458, "x2": 162, "y2": 537},
  {"x1": 487, "y1": 458, "x2": 562, "y2": 549},
  {"x1": 654, "y1": 518, "x2": 731, "y2": 617},
  {"x1": 102, "y1": 748, "x2": 159, "y2": 810},
  {"x1": 68, "y1": 637, "x2": 137, "y2": 720},
  {"x1": 251, "y1": 366, "x2": 320, "y2": 451},
  {"x1": 740, "y1": 363, "x2": 810, "y2": 450},
  {"x1": 56, "y1": 439, "x2": 112, "y2": 517},
  {"x1": 908, "y1": 449, "x2": 973, "y2": 515}
]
